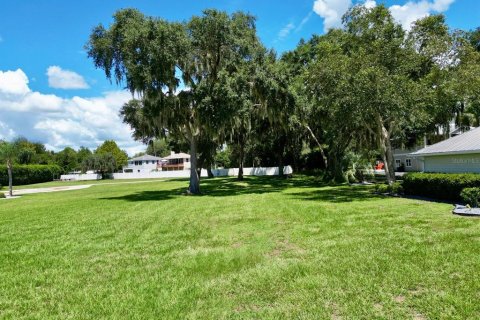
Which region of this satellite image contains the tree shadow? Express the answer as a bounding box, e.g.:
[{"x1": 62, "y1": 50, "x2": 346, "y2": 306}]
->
[
  {"x1": 289, "y1": 185, "x2": 381, "y2": 203},
  {"x1": 99, "y1": 188, "x2": 186, "y2": 202},
  {"x1": 99, "y1": 175, "x2": 381, "y2": 203},
  {"x1": 198, "y1": 175, "x2": 328, "y2": 197}
]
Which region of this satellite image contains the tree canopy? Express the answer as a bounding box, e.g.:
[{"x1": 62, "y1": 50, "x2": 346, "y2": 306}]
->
[
  {"x1": 82, "y1": 6, "x2": 480, "y2": 188},
  {"x1": 87, "y1": 8, "x2": 263, "y2": 193}
]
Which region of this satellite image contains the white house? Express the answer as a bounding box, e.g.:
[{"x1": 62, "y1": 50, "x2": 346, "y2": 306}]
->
[
  {"x1": 162, "y1": 152, "x2": 191, "y2": 171},
  {"x1": 123, "y1": 154, "x2": 165, "y2": 173},
  {"x1": 411, "y1": 127, "x2": 480, "y2": 173},
  {"x1": 394, "y1": 120, "x2": 475, "y2": 172}
]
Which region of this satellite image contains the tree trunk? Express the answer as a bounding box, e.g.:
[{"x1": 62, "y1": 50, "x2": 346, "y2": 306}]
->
[
  {"x1": 188, "y1": 137, "x2": 201, "y2": 194},
  {"x1": 7, "y1": 161, "x2": 13, "y2": 197},
  {"x1": 306, "y1": 124, "x2": 328, "y2": 169},
  {"x1": 278, "y1": 137, "x2": 285, "y2": 178},
  {"x1": 238, "y1": 143, "x2": 244, "y2": 181},
  {"x1": 278, "y1": 151, "x2": 285, "y2": 178},
  {"x1": 207, "y1": 168, "x2": 214, "y2": 178},
  {"x1": 326, "y1": 150, "x2": 346, "y2": 182},
  {"x1": 379, "y1": 125, "x2": 396, "y2": 185}
]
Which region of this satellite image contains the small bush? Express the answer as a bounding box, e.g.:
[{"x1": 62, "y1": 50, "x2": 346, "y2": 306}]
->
[
  {"x1": 461, "y1": 187, "x2": 480, "y2": 207},
  {"x1": 403, "y1": 173, "x2": 480, "y2": 201},
  {"x1": 374, "y1": 182, "x2": 404, "y2": 195},
  {"x1": 391, "y1": 182, "x2": 404, "y2": 195},
  {"x1": 375, "y1": 184, "x2": 390, "y2": 194},
  {"x1": 0, "y1": 193, "x2": 5, "y2": 199}
]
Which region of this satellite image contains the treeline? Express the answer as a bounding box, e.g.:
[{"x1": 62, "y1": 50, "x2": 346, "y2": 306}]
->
[
  {"x1": 86, "y1": 5, "x2": 480, "y2": 193},
  {"x1": 1, "y1": 138, "x2": 128, "y2": 174}
]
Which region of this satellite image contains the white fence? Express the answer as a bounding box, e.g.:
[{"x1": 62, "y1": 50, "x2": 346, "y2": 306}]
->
[
  {"x1": 113, "y1": 170, "x2": 203, "y2": 180},
  {"x1": 61, "y1": 166, "x2": 293, "y2": 181},
  {"x1": 60, "y1": 173, "x2": 102, "y2": 181},
  {"x1": 211, "y1": 166, "x2": 293, "y2": 177}
]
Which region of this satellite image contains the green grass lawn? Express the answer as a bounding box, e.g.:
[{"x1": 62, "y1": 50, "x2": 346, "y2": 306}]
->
[
  {"x1": 0, "y1": 176, "x2": 478, "y2": 319},
  {"x1": 0, "y1": 178, "x2": 172, "y2": 190}
]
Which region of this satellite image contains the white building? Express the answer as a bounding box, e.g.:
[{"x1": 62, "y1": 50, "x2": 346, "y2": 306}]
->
[
  {"x1": 411, "y1": 127, "x2": 480, "y2": 173},
  {"x1": 162, "y1": 152, "x2": 191, "y2": 171},
  {"x1": 393, "y1": 120, "x2": 475, "y2": 172},
  {"x1": 123, "y1": 155, "x2": 165, "y2": 173}
]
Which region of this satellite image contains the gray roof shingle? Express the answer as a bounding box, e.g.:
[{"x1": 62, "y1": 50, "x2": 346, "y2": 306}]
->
[{"x1": 412, "y1": 127, "x2": 480, "y2": 156}]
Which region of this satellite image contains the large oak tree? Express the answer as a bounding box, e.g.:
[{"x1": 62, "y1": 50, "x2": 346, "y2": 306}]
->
[{"x1": 87, "y1": 9, "x2": 260, "y2": 193}]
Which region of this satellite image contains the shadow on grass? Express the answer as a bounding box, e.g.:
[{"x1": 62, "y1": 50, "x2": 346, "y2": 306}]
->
[
  {"x1": 100, "y1": 189, "x2": 185, "y2": 202},
  {"x1": 100, "y1": 176, "x2": 293, "y2": 202},
  {"x1": 288, "y1": 185, "x2": 381, "y2": 203},
  {"x1": 100, "y1": 175, "x2": 381, "y2": 203}
]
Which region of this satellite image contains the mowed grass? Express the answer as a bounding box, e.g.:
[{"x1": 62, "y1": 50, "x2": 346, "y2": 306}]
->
[
  {"x1": 0, "y1": 178, "x2": 171, "y2": 190},
  {"x1": 0, "y1": 176, "x2": 478, "y2": 319}
]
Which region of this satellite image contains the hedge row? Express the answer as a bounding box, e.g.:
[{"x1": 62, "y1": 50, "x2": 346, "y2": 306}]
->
[
  {"x1": 0, "y1": 165, "x2": 62, "y2": 186},
  {"x1": 403, "y1": 172, "x2": 480, "y2": 202}
]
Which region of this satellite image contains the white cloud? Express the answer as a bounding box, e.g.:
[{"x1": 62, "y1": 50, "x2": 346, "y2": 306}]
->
[
  {"x1": 431, "y1": 0, "x2": 455, "y2": 11},
  {"x1": 278, "y1": 22, "x2": 295, "y2": 40},
  {"x1": 390, "y1": 0, "x2": 455, "y2": 30},
  {"x1": 364, "y1": 0, "x2": 376, "y2": 9},
  {"x1": 0, "y1": 121, "x2": 15, "y2": 141},
  {"x1": 312, "y1": 0, "x2": 455, "y2": 32},
  {"x1": 0, "y1": 69, "x2": 31, "y2": 95},
  {"x1": 0, "y1": 68, "x2": 143, "y2": 155},
  {"x1": 313, "y1": 0, "x2": 351, "y2": 32},
  {"x1": 296, "y1": 12, "x2": 313, "y2": 32},
  {"x1": 0, "y1": 69, "x2": 63, "y2": 112},
  {"x1": 46, "y1": 66, "x2": 89, "y2": 90}
]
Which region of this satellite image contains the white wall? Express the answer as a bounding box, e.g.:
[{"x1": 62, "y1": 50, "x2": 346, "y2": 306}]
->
[
  {"x1": 113, "y1": 170, "x2": 203, "y2": 180},
  {"x1": 60, "y1": 174, "x2": 102, "y2": 181},
  {"x1": 60, "y1": 166, "x2": 293, "y2": 181},
  {"x1": 423, "y1": 154, "x2": 480, "y2": 173},
  {"x1": 113, "y1": 166, "x2": 293, "y2": 180},
  {"x1": 210, "y1": 166, "x2": 293, "y2": 177}
]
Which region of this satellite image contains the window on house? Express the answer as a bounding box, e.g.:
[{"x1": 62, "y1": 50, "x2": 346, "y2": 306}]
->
[
  {"x1": 395, "y1": 159, "x2": 401, "y2": 168},
  {"x1": 406, "y1": 159, "x2": 412, "y2": 167}
]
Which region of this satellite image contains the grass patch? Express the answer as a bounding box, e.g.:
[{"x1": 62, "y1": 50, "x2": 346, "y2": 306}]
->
[{"x1": 0, "y1": 176, "x2": 478, "y2": 319}]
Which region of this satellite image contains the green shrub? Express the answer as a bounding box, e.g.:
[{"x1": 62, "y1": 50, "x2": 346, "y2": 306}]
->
[
  {"x1": 375, "y1": 184, "x2": 390, "y2": 194},
  {"x1": 0, "y1": 193, "x2": 5, "y2": 199},
  {"x1": 374, "y1": 182, "x2": 404, "y2": 195},
  {"x1": 461, "y1": 187, "x2": 480, "y2": 207},
  {"x1": 391, "y1": 182, "x2": 404, "y2": 195},
  {"x1": 403, "y1": 173, "x2": 480, "y2": 201},
  {"x1": 0, "y1": 165, "x2": 61, "y2": 186}
]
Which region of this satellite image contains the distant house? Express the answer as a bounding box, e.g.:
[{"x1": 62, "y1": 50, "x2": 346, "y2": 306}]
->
[
  {"x1": 393, "y1": 147, "x2": 424, "y2": 172},
  {"x1": 411, "y1": 127, "x2": 480, "y2": 173},
  {"x1": 162, "y1": 152, "x2": 191, "y2": 171},
  {"x1": 393, "y1": 120, "x2": 474, "y2": 172},
  {"x1": 123, "y1": 155, "x2": 165, "y2": 173}
]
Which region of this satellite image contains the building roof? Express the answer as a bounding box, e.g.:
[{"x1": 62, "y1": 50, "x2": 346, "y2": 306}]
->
[
  {"x1": 412, "y1": 127, "x2": 480, "y2": 157},
  {"x1": 164, "y1": 152, "x2": 190, "y2": 160},
  {"x1": 129, "y1": 154, "x2": 164, "y2": 161}
]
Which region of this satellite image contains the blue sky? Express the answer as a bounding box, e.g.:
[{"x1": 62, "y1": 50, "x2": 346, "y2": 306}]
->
[{"x1": 0, "y1": 0, "x2": 479, "y2": 155}]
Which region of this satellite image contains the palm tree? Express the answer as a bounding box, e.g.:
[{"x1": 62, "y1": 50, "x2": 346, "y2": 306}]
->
[{"x1": 0, "y1": 141, "x2": 17, "y2": 197}]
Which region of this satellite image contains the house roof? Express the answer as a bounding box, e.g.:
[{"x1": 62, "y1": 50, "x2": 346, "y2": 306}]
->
[
  {"x1": 129, "y1": 154, "x2": 163, "y2": 161},
  {"x1": 164, "y1": 152, "x2": 190, "y2": 160},
  {"x1": 411, "y1": 127, "x2": 480, "y2": 157}
]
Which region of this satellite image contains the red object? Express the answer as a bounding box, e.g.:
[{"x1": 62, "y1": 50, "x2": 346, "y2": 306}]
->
[{"x1": 375, "y1": 162, "x2": 384, "y2": 170}]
